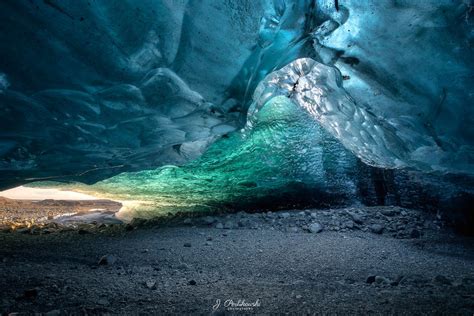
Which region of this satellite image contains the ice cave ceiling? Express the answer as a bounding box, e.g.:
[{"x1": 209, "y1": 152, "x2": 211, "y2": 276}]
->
[{"x1": 0, "y1": 0, "x2": 473, "y2": 214}]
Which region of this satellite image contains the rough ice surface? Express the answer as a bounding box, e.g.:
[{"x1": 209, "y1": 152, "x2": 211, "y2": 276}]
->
[
  {"x1": 249, "y1": 58, "x2": 468, "y2": 173},
  {"x1": 0, "y1": 0, "x2": 473, "y2": 213}
]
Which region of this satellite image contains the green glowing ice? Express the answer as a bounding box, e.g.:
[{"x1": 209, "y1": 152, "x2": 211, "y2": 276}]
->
[{"x1": 37, "y1": 96, "x2": 357, "y2": 219}]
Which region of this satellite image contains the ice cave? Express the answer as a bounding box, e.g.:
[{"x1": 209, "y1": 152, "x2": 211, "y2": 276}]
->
[{"x1": 0, "y1": 0, "x2": 473, "y2": 314}]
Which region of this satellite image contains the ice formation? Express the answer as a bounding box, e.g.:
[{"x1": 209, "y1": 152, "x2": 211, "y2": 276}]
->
[
  {"x1": 0, "y1": 0, "x2": 473, "y2": 213},
  {"x1": 249, "y1": 58, "x2": 465, "y2": 173}
]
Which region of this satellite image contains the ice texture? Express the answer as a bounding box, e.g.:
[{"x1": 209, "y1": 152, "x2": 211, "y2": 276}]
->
[
  {"x1": 0, "y1": 0, "x2": 473, "y2": 197},
  {"x1": 249, "y1": 58, "x2": 467, "y2": 173}
]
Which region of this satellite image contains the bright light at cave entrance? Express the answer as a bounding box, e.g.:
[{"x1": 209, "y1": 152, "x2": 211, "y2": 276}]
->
[{"x1": 0, "y1": 186, "x2": 100, "y2": 200}]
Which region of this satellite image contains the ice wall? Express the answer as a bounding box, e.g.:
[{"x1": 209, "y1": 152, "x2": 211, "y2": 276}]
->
[{"x1": 0, "y1": 0, "x2": 473, "y2": 197}]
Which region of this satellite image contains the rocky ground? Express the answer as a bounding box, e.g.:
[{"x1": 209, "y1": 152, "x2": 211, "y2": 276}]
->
[
  {"x1": 0, "y1": 197, "x2": 122, "y2": 231},
  {"x1": 0, "y1": 205, "x2": 473, "y2": 315}
]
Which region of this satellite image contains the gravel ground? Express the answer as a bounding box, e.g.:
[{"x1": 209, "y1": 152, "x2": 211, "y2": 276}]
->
[{"x1": 0, "y1": 206, "x2": 473, "y2": 315}]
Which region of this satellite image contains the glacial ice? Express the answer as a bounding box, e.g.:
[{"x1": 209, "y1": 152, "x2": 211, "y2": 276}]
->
[
  {"x1": 248, "y1": 58, "x2": 463, "y2": 173},
  {"x1": 0, "y1": 0, "x2": 473, "y2": 211}
]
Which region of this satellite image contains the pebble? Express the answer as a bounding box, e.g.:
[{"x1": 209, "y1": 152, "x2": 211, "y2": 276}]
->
[
  {"x1": 410, "y1": 229, "x2": 421, "y2": 239},
  {"x1": 183, "y1": 218, "x2": 192, "y2": 225},
  {"x1": 176, "y1": 263, "x2": 189, "y2": 270},
  {"x1": 97, "y1": 298, "x2": 109, "y2": 305},
  {"x1": 308, "y1": 222, "x2": 323, "y2": 233},
  {"x1": 224, "y1": 221, "x2": 234, "y2": 229},
  {"x1": 348, "y1": 212, "x2": 364, "y2": 224},
  {"x1": 344, "y1": 221, "x2": 355, "y2": 229},
  {"x1": 145, "y1": 279, "x2": 156, "y2": 289},
  {"x1": 288, "y1": 227, "x2": 298, "y2": 233},
  {"x1": 23, "y1": 288, "x2": 38, "y2": 299},
  {"x1": 375, "y1": 276, "x2": 390, "y2": 285},
  {"x1": 366, "y1": 276, "x2": 376, "y2": 284},
  {"x1": 45, "y1": 310, "x2": 61, "y2": 316},
  {"x1": 215, "y1": 223, "x2": 224, "y2": 229},
  {"x1": 433, "y1": 275, "x2": 452, "y2": 285},
  {"x1": 369, "y1": 224, "x2": 384, "y2": 234},
  {"x1": 279, "y1": 212, "x2": 291, "y2": 219},
  {"x1": 203, "y1": 216, "x2": 216, "y2": 225},
  {"x1": 98, "y1": 254, "x2": 116, "y2": 265}
]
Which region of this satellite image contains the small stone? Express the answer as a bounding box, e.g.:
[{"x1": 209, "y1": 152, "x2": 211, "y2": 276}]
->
[
  {"x1": 205, "y1": 241, "x2": 213, "y2": 246},
  {"x1": 183, "y1": 218, "x2": 192, "y2": 225},
  {"x1": 288, "y1": 227, "x2": 298, "y2": 233},
  {"x1": 145, "y1": 279, "x2": 156, "y2": 289},
  {"x1": 215, "y1": 223, "x2": 224, "y2": 229},
  {"x1": 348, "y1": 212, "x2": 363, "y2": 224},
  {"x1": 344, "y1": 221, "x2": 355, "y2": 229},
  {"x1": 98, "y1": 254, "x2": 116, "y2": 265},
  {"x1": 176, "y1": 263, "x2": 189, "y2": 270},
  {"x1": 370, "y1": 224, "x2": 384, "y2": 234},
  {"x1": 45, "y1": 310, "x2": 61, "y2": 316},
  {"x1": 433, "y1": 275, "x2": 452, "y2": 285},
  {"x1": 410, "y1": 229, "x2": 421, "y2": 239},
  {"x1": 224, "y1": 221, "x2": 234, "y2": 229},
  {"x1": 188, "y1": 280, "x2": 197, "y2": 286},
  {"x1": 16, "y1": 227, "x2": 30, "y2": 234},
  {"x1": 308, "y1": 222, "x2": 323, "y2": 233},
  {"x1": 390, "y1": 275, "x2": 404, "y2": 286},
  {"x1": 366, "y1": 276, "x2": 376, "y2": 284},
  {"x1": 183, "y1": 243, "x2": 192, "y2": 247},
  {"x1": 279, "y1": 212, "x2": 291, "y2": 219},
  {"x1": 375, "y1": 276, "x2": 390, "y2": 285},
  {"x1": 295, "y1": 295, "x2": 302, "y2": 299},
  {"x1": 381, "y1": 209, "x2": 397, "y2": 217},
  {"x1": 203, "y1": 216, "x2": 216, "y2": 224},
  {"x1": 23, "y1": 288, "x2": 38, "y2": 299},
  {"x1": 97, "y1": 298, "x2": 109, "y2": 305},
  {"x1": 310, "y1": 213, "x2": 318, "y2": 219}
]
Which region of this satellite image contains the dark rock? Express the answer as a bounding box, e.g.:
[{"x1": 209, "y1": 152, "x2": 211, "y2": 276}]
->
[
  {"x1": 410, "y1": 229, "x2": 421, "y2": 239},
  {"x1": 188, "y1": 280, "x2": 197, "y2": 286},
  {"x1": 23, "y1": 288, "x2": 38, "y2": 299},
  {"x1": 183, "y1": 243, "x2": 192, "y2": 247},
  {"x1": 203, "y1": 216, "x2": 216, "y2": 225},
  {"x1": 98, "y1": 254, "x2": 117, "y2": 265},
  {"x1": 433, "y1": 275, "x2": 452, "y2": 285},
  {"x1": 391, "y1": 275, "x2": 404, "y2": 286},
  {"x1": 370, "y1": 224, "x2": 384, "y2": 234},
  {"x1": 381, "y1": 209, "x2": 398, "y2": 216},
  {"x1": 348, "y1": 212, "x2": 364, "y2": 224},
  {"x1": 366, "y1": 276, "x2": 376, "y2": 284},
  {"x1": 375, "y1": 276, "x2": 390, "y2": 285}
]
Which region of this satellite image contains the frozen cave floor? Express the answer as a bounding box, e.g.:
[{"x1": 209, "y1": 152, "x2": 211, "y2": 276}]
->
[{"x1": 1, "y1": 206, "x2": 474, "y2": 315}]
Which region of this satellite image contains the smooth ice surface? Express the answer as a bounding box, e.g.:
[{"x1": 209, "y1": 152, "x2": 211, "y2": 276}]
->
[{"x1": 0, "y1": 0, "x2": 473, "y2": 210}]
